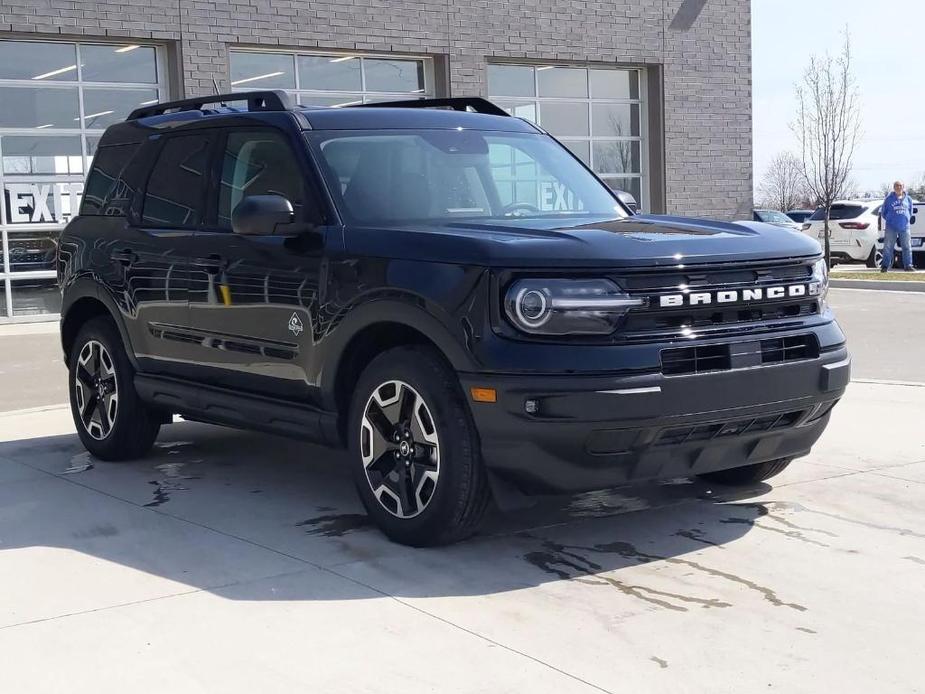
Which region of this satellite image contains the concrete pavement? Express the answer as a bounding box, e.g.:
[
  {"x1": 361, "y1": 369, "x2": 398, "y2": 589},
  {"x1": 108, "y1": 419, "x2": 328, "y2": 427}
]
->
[{"x1": 1, "y1": 383, "x2": 924, "y2": 692}]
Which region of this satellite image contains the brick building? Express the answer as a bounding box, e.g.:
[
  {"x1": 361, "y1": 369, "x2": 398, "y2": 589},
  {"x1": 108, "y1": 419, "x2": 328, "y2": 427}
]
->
[{"x1": 0, "y1": 0, "x2": 752, "y2": 322}]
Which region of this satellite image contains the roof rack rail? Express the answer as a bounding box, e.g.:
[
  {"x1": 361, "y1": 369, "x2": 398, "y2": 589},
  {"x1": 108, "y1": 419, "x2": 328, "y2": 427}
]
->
[
  {"x1": 355, "y1": 97, "x2": 510, "y2": 117},
  {"x1": 127, "y1": 90, "x2": 293, "y2": 121}
]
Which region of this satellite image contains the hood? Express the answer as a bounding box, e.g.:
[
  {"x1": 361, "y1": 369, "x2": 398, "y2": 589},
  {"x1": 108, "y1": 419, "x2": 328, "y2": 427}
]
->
[{"x1": 346, "y1": 214, "x2": 823, "y2": 268}]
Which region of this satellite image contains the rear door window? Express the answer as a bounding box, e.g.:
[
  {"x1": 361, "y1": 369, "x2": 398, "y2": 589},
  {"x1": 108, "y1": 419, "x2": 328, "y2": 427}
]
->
[
  {"x1": 809, "y1": 204, "x2": 865, "y2": 221},
  {"x1": 141, "y1": 134, "x2": 212, "y2": 227}
]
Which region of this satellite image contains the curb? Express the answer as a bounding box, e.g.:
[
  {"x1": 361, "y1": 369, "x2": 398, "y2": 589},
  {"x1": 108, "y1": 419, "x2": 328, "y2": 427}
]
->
[{"x1": 830, "y1": 279, "x2": 925, "y2": 293}]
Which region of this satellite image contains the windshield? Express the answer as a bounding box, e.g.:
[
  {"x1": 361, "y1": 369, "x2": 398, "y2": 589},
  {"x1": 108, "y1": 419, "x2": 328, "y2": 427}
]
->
[
  {"x1": 757, "y1": 210, "x2": 793, "y2": 224},
  {"x1": 307, "y1": 130, "x2": 627, "y2": 224}
]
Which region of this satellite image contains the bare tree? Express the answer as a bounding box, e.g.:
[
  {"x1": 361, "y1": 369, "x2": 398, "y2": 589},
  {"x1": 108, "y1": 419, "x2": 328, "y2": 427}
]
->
[
  {"x1": 908, "y1": 173, "x2": 925, "y2": 201},
  {"x1": 757, "y1": 152, "x2": 808, "y2": 212},
  {"x1": 792, "y1": 31, "x2": 862, "y2": 266}
]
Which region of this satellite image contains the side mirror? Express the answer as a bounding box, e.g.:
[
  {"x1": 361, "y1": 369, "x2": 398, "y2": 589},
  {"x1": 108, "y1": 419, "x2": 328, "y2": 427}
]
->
[
  {"x1": 231, "y1": 195, "x2": 294, "y2": 236},
  {"x1": 614, "y1": 190, "x2": 638, "y2": 215}
]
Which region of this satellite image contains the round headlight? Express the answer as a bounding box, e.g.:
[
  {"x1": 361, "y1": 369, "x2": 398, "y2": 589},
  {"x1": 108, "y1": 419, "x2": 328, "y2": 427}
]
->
[
  {"x1": 514, "y1": 287, "x2": 551, "y2": 328},
  {"x1": 503, "y1": 278, "x2": 645, "y2": 335}
]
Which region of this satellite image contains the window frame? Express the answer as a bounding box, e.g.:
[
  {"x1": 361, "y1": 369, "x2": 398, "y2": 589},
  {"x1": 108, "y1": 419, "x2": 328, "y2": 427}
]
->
[
  {"x1": 0, "y1": 38, "x2": 169, "y2": 321},
  {"x1": 228, "y1": 48, "x2": 435, "y2": 107},
  {"x1": 488, "y1": 63, "x2": 649, "y2": 212}
]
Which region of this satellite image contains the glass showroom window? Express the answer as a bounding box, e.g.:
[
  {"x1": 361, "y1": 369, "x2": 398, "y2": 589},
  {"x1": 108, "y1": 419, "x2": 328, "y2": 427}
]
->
[
  {"x1": 488, "y1": 64, "x2": 647, "y2": 211},
  {"x1": 229, "y1": 50, "x2": 433, "y2": 108},
  {"x1": 0, "y1": 40, "x2": 167, "y2": 320}
]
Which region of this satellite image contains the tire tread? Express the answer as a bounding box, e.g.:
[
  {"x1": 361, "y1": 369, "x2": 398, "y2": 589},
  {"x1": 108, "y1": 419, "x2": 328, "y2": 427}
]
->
[{"x1": 69, "y1": 317, "x2": 160, "y2": 461}]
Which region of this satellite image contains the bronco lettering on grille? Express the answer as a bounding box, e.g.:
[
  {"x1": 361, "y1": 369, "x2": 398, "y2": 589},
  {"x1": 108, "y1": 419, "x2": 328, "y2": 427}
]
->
[{"x1": 659, "y1": 283, "x2": 820, "y2": 308}]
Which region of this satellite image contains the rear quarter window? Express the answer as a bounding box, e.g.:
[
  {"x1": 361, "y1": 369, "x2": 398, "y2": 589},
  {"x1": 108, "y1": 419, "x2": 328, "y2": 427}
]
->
[
  {"x1": 80, "y1": 143, "x2": 140, "y2": 216},
  {"x1": 809, "y1": 205, "x2": 865, "y2": 221}
]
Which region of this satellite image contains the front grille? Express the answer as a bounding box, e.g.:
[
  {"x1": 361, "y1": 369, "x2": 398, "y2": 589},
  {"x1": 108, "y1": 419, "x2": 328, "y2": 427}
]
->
[
  {"x1": 662, "y1": 344, "x2": 731, "y2": 375},
  {"x1": 661, "y1": 334, "x2": 818, "y2": 375},
  {"x1": 623, "y1": 301, "x2": 820, "y2": 335},
  {"x1": 615, "y1": 260, "x2": 820, "y2": 340},
  {"x1": 760, "y1": 334, "x2": 819, "y2": 364},
  {"x1": 656, "y1": 410, "x2": 804, "y2": 447}
]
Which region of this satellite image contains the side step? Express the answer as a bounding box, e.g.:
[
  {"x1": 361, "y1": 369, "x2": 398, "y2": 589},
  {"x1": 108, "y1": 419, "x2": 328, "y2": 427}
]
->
[{"x1": 135, "y1": 375, "x2": 341, "y2": 447}]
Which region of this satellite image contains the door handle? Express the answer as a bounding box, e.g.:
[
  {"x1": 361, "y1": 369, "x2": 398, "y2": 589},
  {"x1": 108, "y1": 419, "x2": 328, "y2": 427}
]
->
[
  {"x1": 193, "y1": 254, "x2": 224, "y2": 274},
  {"x1": 110, "y1": 249, "x2": 137, "y2": 266}
]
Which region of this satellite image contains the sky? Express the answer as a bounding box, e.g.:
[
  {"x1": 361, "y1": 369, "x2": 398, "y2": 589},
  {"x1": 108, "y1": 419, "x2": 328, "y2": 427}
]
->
[{"x1": 752, "y1": 0, "x2": 923, "y2": 195}]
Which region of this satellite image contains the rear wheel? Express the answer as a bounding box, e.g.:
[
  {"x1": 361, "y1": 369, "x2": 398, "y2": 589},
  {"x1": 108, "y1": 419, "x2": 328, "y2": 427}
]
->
[
  {"x1": 69, "y1": 317, "x2": 160, "y2": 461},
  {"x1": 697, "y1": 458, "x2": 792, "y2": 486},
  {"x1": 866, "y1": 247, "x2": 882, "y2": 268},
  {"x1": 348, "y1": 345, "x2": 491, "y2": 546}
]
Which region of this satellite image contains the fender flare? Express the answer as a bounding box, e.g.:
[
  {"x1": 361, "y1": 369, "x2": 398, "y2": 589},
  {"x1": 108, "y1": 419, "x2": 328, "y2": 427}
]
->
[
  {"x1": 60, "y1": 277, "x2": 140, "y2": 370},
  {"x1": 317, "y1": 298, "x2": 476, "y2": 409}
]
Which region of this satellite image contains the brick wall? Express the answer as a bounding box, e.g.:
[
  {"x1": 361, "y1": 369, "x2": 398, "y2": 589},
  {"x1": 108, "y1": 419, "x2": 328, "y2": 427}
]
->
[{"x1": 0, "y1": 0, "x2": 753, "y2": 219}]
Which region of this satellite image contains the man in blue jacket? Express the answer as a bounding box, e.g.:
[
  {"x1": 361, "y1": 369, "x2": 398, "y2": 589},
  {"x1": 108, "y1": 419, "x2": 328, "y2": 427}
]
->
[{"x1": 881, "y1": 180, "x2": 915, "y2": 272}]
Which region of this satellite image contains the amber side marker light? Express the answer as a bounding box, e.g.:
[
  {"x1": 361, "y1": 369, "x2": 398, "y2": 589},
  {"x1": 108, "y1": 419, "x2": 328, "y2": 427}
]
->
[{"x1": 470, "y1": 387, "x2": 497, "y2": 403}]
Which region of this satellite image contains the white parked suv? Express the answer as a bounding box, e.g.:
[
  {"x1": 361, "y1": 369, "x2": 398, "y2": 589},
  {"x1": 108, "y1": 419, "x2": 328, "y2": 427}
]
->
[{"x1": 801, "y1": 200, "x2": 883, "y2": 267}]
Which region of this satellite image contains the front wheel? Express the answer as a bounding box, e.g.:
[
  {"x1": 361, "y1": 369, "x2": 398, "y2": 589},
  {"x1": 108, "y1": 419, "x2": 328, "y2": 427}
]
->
[
  {"x1": 348, "y1": 346, "x2": 491, "y2": 546},
  {"x1": 697, "y1": 458, "x2": 793, "y2": 486},
  {"x1": 69, "y1": 317, "x2": 161, "y2": 461}
]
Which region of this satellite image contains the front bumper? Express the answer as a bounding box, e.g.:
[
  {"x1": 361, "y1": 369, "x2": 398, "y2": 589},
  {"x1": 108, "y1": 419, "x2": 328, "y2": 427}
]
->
[{"x1": 460, "y1": 346, "x2": 849, "y2": 494}]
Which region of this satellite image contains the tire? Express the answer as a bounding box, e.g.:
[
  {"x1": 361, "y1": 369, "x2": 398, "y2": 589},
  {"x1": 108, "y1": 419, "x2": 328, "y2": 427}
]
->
[
  {"x1": 866, "y1": 247, "x2": 882, "y2": 269},
  {"x1": 68, "y1": 316, "x2": 160, "y2": 461},
  {"x1": 697, "y1": 458, "x2": 793, "y2": 486},
  {"x1": 348, "y1": 345, "x2": 491, "y2": 546}
]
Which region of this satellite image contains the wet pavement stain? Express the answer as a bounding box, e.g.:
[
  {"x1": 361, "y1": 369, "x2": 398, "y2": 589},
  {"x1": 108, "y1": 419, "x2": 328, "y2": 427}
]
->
[
  {"x1": 523, "y1": 541, "x2": 732, "y2": 612},
  {"x1": 523, "y1": 533, "x2": 806, "y2": 612},
  {"x1": 675, "y1": 529, "x2": 725, "y2": 549},
  {"x1": 720, "y1": 516, "x2": 831, "y2": 548},
  {"x1": 903, "y1": 555, "x2": 925, "y2": 566},
  {"x1": 732, "y1": 503, "x2": 839, "y2": 537},
  {"x1": 72, "y1": 524, "x2": 119, "y2": 539},
  {"x1": 296, "y1": 513, "x2": 370, "y2": 537},
  {"x1": 769, "y1": 501, "x2": 925, "y2": 540},
  {"x1": 650, "y1": 656, "x2": 669, "y2": 669},
  {"x1": 155, "y1": 441, "x2": 195, "y2": 450},
  {"x1": 154, "y1": 461, "x2": 202, "y2": 481},
  {"x1": 593, "y1": 540, "x2": 807, "y2": 612},
  {"x1": 142, "y1": 459, "x2": 202, "y2": 507},
  {"x1": 63, "y1": 452, "x2": 94, "y2": 475},
  {"x1": 145, "y1": 480, "x2": 171, "y2": 507}
]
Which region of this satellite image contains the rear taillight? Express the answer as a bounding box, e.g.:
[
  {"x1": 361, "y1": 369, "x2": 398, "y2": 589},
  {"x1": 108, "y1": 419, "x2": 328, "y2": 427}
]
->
[{"x1": 838, "y1": 222, "x2": 869, "y2": 230}]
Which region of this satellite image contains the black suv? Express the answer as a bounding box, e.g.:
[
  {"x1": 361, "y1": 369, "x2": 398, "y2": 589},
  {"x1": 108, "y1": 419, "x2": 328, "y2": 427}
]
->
[{"x1": 58, "y1": 91, "x2": 849, "y2": 546}]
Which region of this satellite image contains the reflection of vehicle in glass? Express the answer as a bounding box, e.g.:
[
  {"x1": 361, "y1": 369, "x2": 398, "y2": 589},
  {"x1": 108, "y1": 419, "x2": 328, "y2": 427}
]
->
[
  {"x1": 2, "y1": 232, "x2": 58, "y2": 272},
  {"x1": 59, "y1": 92, "x2": 849, "y2": 546},
  {"x1": 751, "y1": 209, "x2": 803, "y2": 232},
  {"x1": 875, "y1": 199, "x2": 921, "y2": 268},
  {"x1": 786, "y1": 209, "x2": 814, "y2": 224},
  {"x1": 800, "y1": 200, "x2": 883, "y2": 267}
]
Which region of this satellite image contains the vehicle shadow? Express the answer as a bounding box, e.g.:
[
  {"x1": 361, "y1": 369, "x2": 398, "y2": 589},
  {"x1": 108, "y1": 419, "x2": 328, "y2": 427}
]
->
[{"x1": 0, "y1": 420, "x2": 777, "y2": 612}]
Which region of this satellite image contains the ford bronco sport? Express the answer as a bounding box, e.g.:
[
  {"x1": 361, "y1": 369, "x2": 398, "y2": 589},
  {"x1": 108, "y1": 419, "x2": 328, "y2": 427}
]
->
[{"x1": 58, "y1": 91, "x2": 850, "y2": 546}]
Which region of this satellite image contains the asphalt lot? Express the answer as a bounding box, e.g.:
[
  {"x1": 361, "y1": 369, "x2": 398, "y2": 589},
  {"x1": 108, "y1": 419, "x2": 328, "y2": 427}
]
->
[{"x1": 1, "y1": 289, "x2": 924, "y2": 693}]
